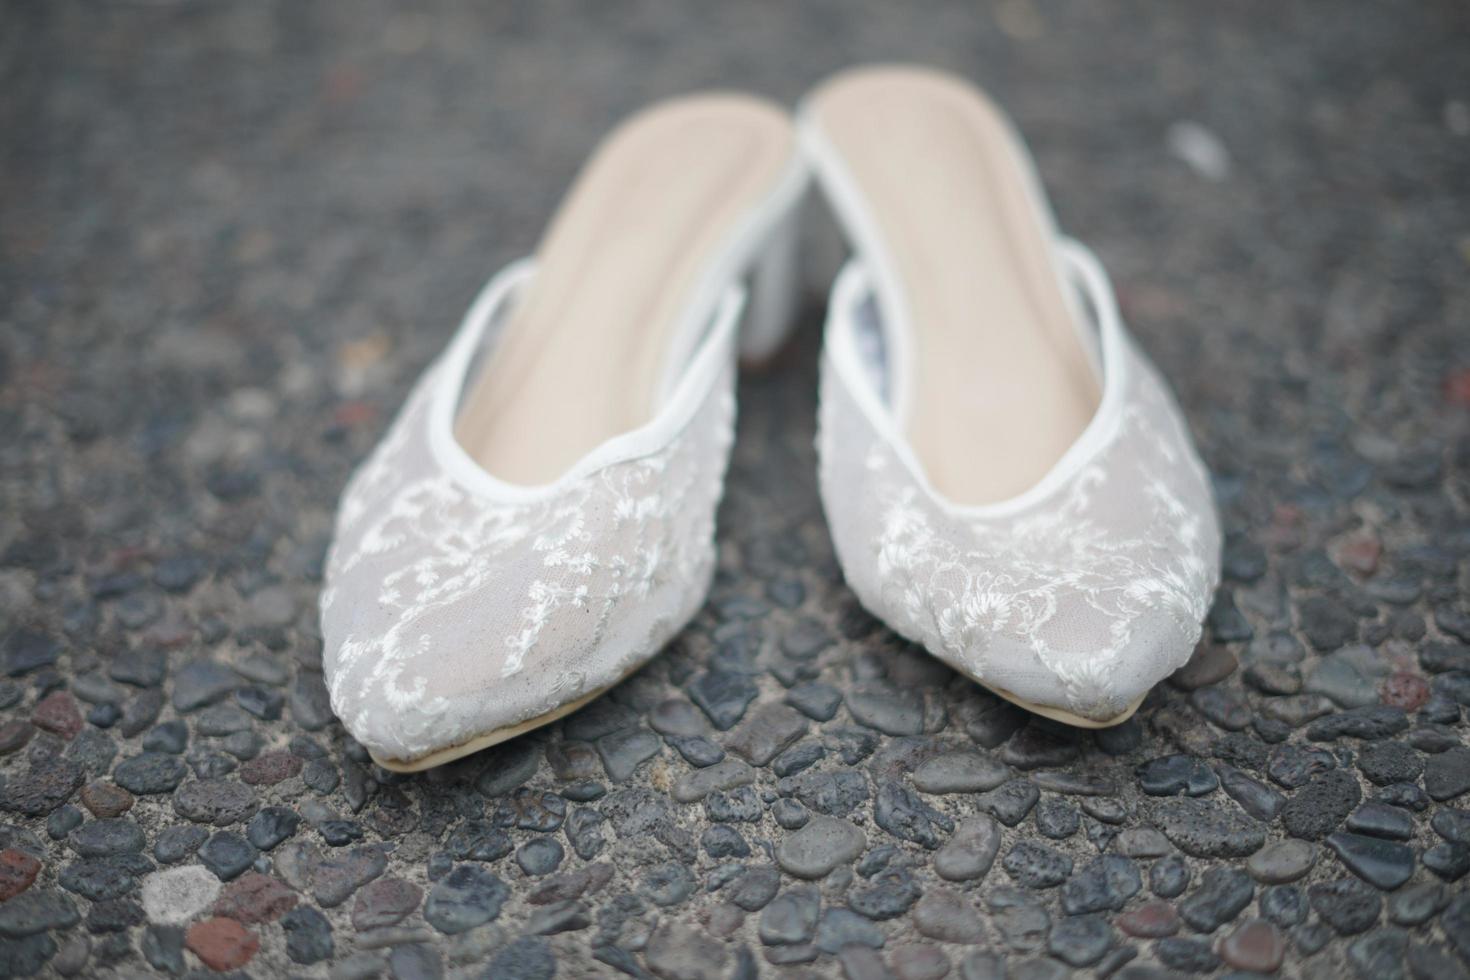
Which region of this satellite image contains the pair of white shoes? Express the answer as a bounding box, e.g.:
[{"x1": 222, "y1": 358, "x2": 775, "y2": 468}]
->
[{"x1": 319, "y1": 66, "x2": 1222, "y2": 772}]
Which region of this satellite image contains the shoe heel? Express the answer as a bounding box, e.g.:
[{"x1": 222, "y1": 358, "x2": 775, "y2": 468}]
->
[{"x1": 738, "y1": 201, "x2": 805, "y2": 366}]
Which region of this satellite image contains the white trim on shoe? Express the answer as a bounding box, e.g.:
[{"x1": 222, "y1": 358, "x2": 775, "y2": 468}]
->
[
  {"x1": 426, "y1": 153, "x2": 811, "y2": 506},
  {"x1": 822, "y1": 239, "x2": 1132, "y2": 521}
]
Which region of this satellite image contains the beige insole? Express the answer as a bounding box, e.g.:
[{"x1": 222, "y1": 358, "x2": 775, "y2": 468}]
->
[
  {"x1": 455, "y1": 95, "x2": 795, "y2": 485},
  {"x1": 808, "y1": 67, "x2": 1101, "y2": 506}
]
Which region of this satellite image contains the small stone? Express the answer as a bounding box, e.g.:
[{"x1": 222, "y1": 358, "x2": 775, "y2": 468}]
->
[
  {"x1": 976, "y1": 778, "x2": 1041, "y2": 827},
  {"x1": 1061, "y1": 855, "x2": 1140, "y2": 915},
  {"x1": 771, "y1": 797, "x2": 808, "y2": 829},
  {"x1": 1155, "y1": 937, "x2": 1220, "y2": 973},
  {"x1": 312, "y1": 844, "x2": 389, "y2": 907},
  {"x1": 1047, "y1": 913, "x2": 1113, "y2": 967},
  {"x1": 564, "y1": 809, "x2": 604, "y2": 860},
  {"x1": 1346, "y1": 801, "x2": 1413, "y2": 839},
  {"x1": 526, "y1": 899, "x2": 589, "y2": 935},
  {"x1": 1136, "y1": 754, "x2": 1219, "y2": 796},
  {"x1": 1112, "y1": 827, "x2": 1170, "y2": 858},
  {"x1": 1116, "y1": 900, "x2": 1179, "y2": 938},
  {"x1": 114, "y1": 753, "x2": 188, "y2": 795},
  {"x1": 32, "y1": 690, "x2": 84, "y2": 738},
  {"x1": 0, "y1": 888, "x2": 80, "y2": 936},
  {"x1": 386, "y1": 943, "x2": 442, "y2": 979},
  {"x1": 2, "y1": 630, "x2": 60, "y2": 677},
  {"x1": 1002, "y1": 840, "x2": 1073, "y2": 889},
  {"x1": 0, "y1": 849, "x2": 42, "y2": 901},
  {"x1": 1380, "y1": 672, "x2": 1430, "y2": 711},
  {"x1": 172, "y1": 662, "x2": 240, "y2": 712},
  {"x1": 172, "y1": 778, "x2": 256, "y2": 826},
  {"x1": 0, "y1": 720, "x2": 34, "y2": 756},
  {"x1": 1150, "y1": 854, "x2": 1190, "y2": 897},
  {"x1": 640, "y1": 862, "x2": 696, "y2": 907},
  {"x1": 142, "y1": 720, "x2": 187, "y2": 754},
  {"x1": 1423, "y1": 841, "x2": 1470, "y2": 881},
  {"x1": 759, "y1": 887, "x2": 819, "y2": 945},
  {"x1": 785, "y1": 683, "x2": 842, "y2": 722},
  {"x1": 771, "y1": 740, "x2": 824, "y2": 777},
  {"x1": 1179, "y1": 867, "x2": 1253, "y2": 932},
  {"x1": 281, "y1": 906, "x2": 334, "y2": 964},
  {"x1": 1247, "y1": 839, "x2": 1317, "y2": 883},
  {"x1": 912, "y1": 887, "x2": 984, "y2": 944},
  {"x1": 153, "y1": 825, "x2": 208, "y2": 864},
  {"x1": 1325, "y1": 832, "x2": 1414, "y2": 890},
  {"x1": 595, "y1": 727, "x2": 660, "y2": 783},
  {"x1": 814, "y1": 907, "x2": 885, "y2": 954},
  {"x1": 728, "y1": 865, "x2": 780, "y2": 913},
  {"x1": 246, "y1": 806, "x2": 301, "y2": 850},
  {"x1": 1357, "y1": 741, "x2": 1424, "y2": 786},
  {"x1": 726, "y1": 703, "x2": 807, "y2": 766},
  {"x1": 198, "y1": 832, "x2": 257, "y2": 881},
  {"x1": 1217, "y1": 922, "x2": 1287, "y2": 975},
  {"x1": 702, "y1": 824, "x2": 749, "y2": 859},
  {"x1": 423, "y1": 865, "x2": 508, "y2": 934},
  {"x1": 913, "y1": 751, "x2": 1009, "y2": 793},
  {"x1": 1433, "y1": 807, "x2": 1470, "y2": 843},
  {"x1": 79, "y1": 781, "x2": 133, "y2": 818},
  {"x1": 289, "y1": 673, "x2": 335, "y2": 731},
  {"x1": 1346, "y1": 926, "x2": 1408, "y2": 980},
  {"x1": 239, "y1": 749, "x2": 303, "y2": 786},
  {"x1": 889, "y1": 944, "x2": 949, "y2": 980},
  {"x1": 671, "y1": 758, "x2": 753, "y2": 803},
  {"x1": 1387, "y1": 882, "x2": 1445, "y2": 926},
  {"x1": 1306, "y1": 704, "x2": 1409, "y2": 741},
  {"x1": 515, "y1": 838, "x2": 564, "y2": 876},
  {"x1": 934, "y1": 814, "x2": 1000, "y2": 882},
  {"x1": 1298, "y1": 596, "x2": 1358, "y2": 650},
  {"x1": 1153, "y1": 797, "x2": 1266, "y2": 857},
  {"x1": 706, "y1": 785, "x2": 761, "y2": 822},
  {"x1": 1424, "y1": 746, "x2": 1470, "y2": 801},
  {"x1": 1267, "y1": 742, "x2": 1337, "y2": 788},
  {"x1": 688, "y1": 670, "x2": 758, "y2": 730},
  {"x1": 874, "y1": 781, "x2": 954, "y2": 848},
  {"x1": 645, "y1": 921, "x2": 728, "y2": 980},
  {"x1": 775, "y1": 816, "x2": 865, "y2": 879},
  {"x1": 69, "y1": 818, "x2": 144, "y2": 857},
  {"x1": 847, "y1": 867, "x2": 920, "y2": 921},
  {"x1": 1033, "y1": 798, "x2": 1080, "y2": 839},
  {"x1": 1244, "y1": 661, "x2": 1302, "y2": 695},
  {"x1": 210, "y1": 871, "x2": 297, "y2": 924},
  {"x1": 1170, "y1": 644, "x2": 1238, "y2": 689},
  {"x1": 668, "y1": 735, "x2": 724, "y2": 767},
  {"x1": 185, "y1": 916, "x2": 259, "y2": 971},
  {"x1": 1260, "y1": 884, "x2": 1306, "y2": 927},
  {"x1": 1217, "y1": 764, "x2": 1286, "y2": 820},
  {"x1": 999, "y1": 723, "x2": 1079, "y2": 769},
  {"x1": 846, "y1": 683, "x2": 924, "y2": 736},
  {"x1": 1309, "y1": 878, "x2": 1381, "y2": 935},
  {"x1": 58, "y1": 854, "x2": 149, "y2": 901},
  {"x1": 1281, "y1": 770, "x2": 1361, "y2": 840},
  {"x1": 1260, "y1": 694, "x2": 1336, "y2": 728}
]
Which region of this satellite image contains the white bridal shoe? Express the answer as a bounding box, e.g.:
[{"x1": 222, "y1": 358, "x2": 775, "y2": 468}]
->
[
  {"x1": 802, "y1": 66, "x2": 1221, "y2": 726},
  {"x1": 320, "y1": 94, "x2": 807, "y2": 770}
]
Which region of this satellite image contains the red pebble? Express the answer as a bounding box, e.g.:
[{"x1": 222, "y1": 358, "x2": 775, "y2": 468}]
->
[
  {"x1": 0, "y1": 849, "x2": 42, "y2": 901},
  {"x1": 31, "y1": 691, "x2": 83, "y2": 739},
  {"x1": 1381, "y1": 672, "x2": 1430, "y2": 712},
  {"x1": 185, "y1": 917, "x2": 260, "y2": 971}
]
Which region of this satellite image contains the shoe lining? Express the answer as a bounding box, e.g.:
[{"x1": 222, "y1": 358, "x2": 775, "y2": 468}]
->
[
  {"x1": 455, "y1": 95, "x2": 795, "y2": 485},
  {"x1": 809, "y1": 67, "x2": 1101, "y2": 506}
]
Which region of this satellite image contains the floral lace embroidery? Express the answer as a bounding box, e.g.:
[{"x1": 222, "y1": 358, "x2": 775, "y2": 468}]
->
[
  {"x1": 820, "y1": 338, "x2": 1220, "y2": 717},
  {"x1": 320, "y1": 357, "x2": 734, "y2": 756}
]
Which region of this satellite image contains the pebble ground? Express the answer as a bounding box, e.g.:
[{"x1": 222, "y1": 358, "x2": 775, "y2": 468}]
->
[{"x1": 3, "y1": 2, "x2": 1470, "y2": 978}]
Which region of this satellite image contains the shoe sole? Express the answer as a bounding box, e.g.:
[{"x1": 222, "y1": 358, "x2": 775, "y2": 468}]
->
[
  {"x1": 984, "y1": 681, "x2": 1147, "y2": 729},
  {"x1": 369, "y1": 677, "x2": 622, "y2": 774}
]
